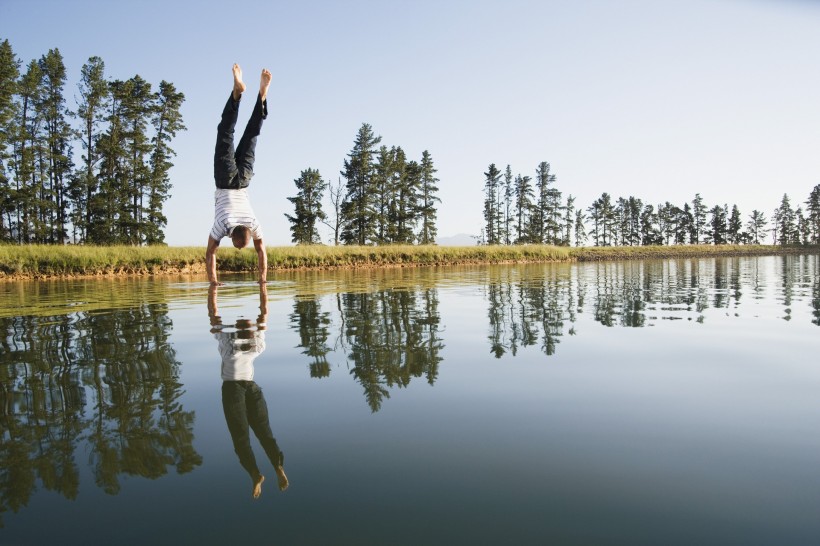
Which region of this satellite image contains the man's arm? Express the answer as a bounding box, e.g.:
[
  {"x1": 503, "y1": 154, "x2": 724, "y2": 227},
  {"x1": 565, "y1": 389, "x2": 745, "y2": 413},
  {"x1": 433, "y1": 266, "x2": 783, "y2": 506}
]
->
[
  {"x1": 208, "y1": 283, "x2": 223, "y2": 331},
  {"x1": 206, "y1": 236, "x2": 222, "y2": 286},
  {"x1": 254, "y1": 237, "x2": 267, "y2": 284}
]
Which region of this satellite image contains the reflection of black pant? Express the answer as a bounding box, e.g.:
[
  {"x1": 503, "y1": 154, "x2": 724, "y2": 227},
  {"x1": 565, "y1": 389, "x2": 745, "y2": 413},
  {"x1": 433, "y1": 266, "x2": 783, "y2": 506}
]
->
[
  {"x1": 214, "y1": 93, "x2": 268, "y2": 189},
  {"x1": 222, "y1": 381, "x2": 283, "y2": 480}
]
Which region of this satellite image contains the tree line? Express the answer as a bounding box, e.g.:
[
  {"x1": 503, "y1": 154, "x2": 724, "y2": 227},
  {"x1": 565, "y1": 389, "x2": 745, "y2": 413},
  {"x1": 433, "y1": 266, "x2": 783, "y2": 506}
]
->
[
  {"x1": 286, "y1": 122, "x2": 441, "y2": 246},
  {"x1": 0, "y1": 38, "x2": 185, "y2": 245},
  {"x1": 484, "y1": 161, "x2": 820, "y2": 247}
]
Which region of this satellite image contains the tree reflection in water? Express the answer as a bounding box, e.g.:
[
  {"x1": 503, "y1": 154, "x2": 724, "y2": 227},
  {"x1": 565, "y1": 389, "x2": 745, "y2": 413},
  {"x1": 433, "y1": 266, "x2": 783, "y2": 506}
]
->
[
  {"x1": 289, "y1": 288, "x2": 444, "y2": 413},
  {"x1": 0, "y1": 303, "x2": 201, "y2": 524}
]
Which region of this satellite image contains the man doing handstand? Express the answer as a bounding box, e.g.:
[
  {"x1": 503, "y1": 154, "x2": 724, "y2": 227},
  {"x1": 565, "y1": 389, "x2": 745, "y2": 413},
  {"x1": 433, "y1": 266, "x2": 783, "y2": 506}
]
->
[{"x1": 206, "y1": 64, "x2": 272, "y2": 286}]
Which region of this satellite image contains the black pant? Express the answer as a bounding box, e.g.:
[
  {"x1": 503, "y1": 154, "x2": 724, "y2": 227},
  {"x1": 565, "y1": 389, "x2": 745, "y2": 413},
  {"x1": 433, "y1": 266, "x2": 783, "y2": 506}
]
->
[
  {"x1": 213, "y1": 93, "x2": 268, "y2": 189},
  {"x1": 222, "y1": 380, "x2": 284, "y2": 480}
]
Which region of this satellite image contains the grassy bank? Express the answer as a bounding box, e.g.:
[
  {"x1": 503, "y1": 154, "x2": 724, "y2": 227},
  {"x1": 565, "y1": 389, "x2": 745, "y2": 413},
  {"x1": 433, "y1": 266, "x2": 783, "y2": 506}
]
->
[{"x1": 0, "y1": 243, "x2": 816, "y2": 280}]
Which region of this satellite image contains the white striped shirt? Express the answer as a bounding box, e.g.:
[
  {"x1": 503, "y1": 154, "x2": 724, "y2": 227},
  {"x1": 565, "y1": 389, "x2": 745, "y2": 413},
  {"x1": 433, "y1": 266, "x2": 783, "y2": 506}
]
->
[{"x1": 210, "y1": 188, "x2": 264, "y2": 241}]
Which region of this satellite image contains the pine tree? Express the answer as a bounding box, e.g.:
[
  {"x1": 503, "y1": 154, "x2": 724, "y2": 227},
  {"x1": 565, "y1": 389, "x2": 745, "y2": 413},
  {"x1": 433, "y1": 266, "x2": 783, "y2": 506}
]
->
[
  {"x1": 588, "y1": 193, "x2": 615, "y2": 246},
  {"x1": 640, "y1": 204, "x2": 661, "y2": 245},
  {"x1": 70, "y1": 56, "x2": 108, "y2": 242},
  {"x1": 727, "y1": 204, "x2": 743, "y2": 244},
  {"x1": 514, "y1": 174, "x2": 534, "y2": 243},
  {"x1": 286, "y1": 168, "x2": 327, "y2": 244},
  {"x1": 691, "y1": 193, "x2": 707, "y2": 244},
  {"x1": 482, "y1": 163, "x2": 502, "y2": 244},
  {"x1": 747, "y1": 210, "x2": 768, "y2": 244},
  {"x1": 146, "y1": 80, "x2": 185, "y2": 244},
  {"x1": 563, "y1": 195, "x2": 575, "y2": 246},
  {"x1": 677, "y1": 203, "x2": 693, "y2": 245},
  {"x1": 390, "y1": 148, "x2": 417, "y2": 244},
  {"x1": 37, "y1": 48, "x2": 73, "y2": 244},
  {"x1": 774, "y1": 194, "x2": 796, "y2": 246},
  {"x1": 706, "y1": 204, "x2": 727, "y2": 244},
  {"x1": 0, "y1": 39, "x2": 20, "y2": 241},
  {"x1": 573, "y1": 208, "x2": 587, "y2": 247},
  {"x1": 416, "y1": 150, "x2": 440, "y2": 245},
  {"x1": 91, "y1": 78, "x2": 128, "y2": 244},
  {"x1": 341, "y1": 123, "x2": 381, "y2": 245},
  {"x1": 12, "y1": 59, "x2": 44, "y2": 243},
  {"x1": 118, "y1": 75, "x2": 154, "y2": 244},
  {"x1": 502, "y1": 165, "x2": 513, "y2": 245},
  {"x1": 805, "y1": 184, "x2": 820, "y2": 244},
  {"x1": 372, "y1": 145, "x2": 393, "y2": 243}
]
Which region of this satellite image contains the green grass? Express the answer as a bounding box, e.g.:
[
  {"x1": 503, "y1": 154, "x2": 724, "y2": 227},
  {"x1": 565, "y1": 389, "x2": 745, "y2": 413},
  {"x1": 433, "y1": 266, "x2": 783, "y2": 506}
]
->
[{"x1": 0, "y1": 243, "x2": 815, "y2": 279}]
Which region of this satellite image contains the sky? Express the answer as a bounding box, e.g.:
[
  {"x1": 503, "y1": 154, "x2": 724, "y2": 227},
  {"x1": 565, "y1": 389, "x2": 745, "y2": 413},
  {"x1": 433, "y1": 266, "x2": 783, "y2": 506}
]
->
[{"x1": 2, "y1": 0, "x2": 819, "y2": 246}]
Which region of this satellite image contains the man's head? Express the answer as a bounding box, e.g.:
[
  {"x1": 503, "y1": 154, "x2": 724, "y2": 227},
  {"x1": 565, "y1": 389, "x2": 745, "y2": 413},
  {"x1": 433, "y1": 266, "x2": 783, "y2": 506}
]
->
[{"x1": 230, "y1": 225, "x2": 252, "y2": 248}]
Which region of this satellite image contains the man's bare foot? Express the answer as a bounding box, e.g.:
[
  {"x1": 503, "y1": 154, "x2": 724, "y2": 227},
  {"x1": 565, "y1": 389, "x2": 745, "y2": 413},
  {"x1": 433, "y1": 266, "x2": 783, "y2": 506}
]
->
[
  {"x1": 259, "y1": 69, "x2": 272, "y2": 101},
  {"x1": 232, "y1": 64, "x2": 246, "y2": 101},
  {"x1": 275, "y1": 466, "x2": 289, "y2": 491},
  {"x1": 252, "y1": 474, "x2": 265, "y2": 499}
]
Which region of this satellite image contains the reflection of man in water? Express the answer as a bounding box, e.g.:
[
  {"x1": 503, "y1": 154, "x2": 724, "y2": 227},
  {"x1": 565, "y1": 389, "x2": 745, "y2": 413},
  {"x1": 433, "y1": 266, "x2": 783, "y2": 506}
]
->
[{"x1": 208, "y1": 284, "x2": 288, "y2": 498}]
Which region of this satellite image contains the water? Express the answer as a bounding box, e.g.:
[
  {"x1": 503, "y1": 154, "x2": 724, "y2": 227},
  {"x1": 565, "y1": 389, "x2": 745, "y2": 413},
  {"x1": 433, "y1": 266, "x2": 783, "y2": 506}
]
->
[{"x1": 1, "y1": 255, "x2": 819, "y2": 545}]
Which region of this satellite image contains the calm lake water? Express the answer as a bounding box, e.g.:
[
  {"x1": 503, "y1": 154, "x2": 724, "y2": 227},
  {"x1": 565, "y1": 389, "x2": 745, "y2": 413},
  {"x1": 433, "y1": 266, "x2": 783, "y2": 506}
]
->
[{"x1": 1, "y1": 255, "x2": 819, "y2": 545}]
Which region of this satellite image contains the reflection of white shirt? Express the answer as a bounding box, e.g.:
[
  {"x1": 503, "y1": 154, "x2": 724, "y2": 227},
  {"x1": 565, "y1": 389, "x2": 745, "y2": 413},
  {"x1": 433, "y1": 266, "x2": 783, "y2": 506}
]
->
[{"x1": 215, "y1": 327, "x2": 267, "y2": 381}]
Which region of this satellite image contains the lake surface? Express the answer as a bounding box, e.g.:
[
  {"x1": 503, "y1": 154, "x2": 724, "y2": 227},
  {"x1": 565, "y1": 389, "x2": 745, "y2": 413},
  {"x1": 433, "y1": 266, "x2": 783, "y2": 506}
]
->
[{"x1": 1, "y1": 255, "x2": 819, "y2": 545}]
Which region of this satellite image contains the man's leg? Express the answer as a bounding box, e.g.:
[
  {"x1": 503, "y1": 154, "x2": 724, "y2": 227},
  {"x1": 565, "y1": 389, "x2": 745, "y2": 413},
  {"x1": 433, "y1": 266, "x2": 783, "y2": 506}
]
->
[
  {"x1": 234, "y1": 69, "x2": 272, "y2": 188},
  {"x1": 213, "y1": 64, "x2": 246, "y2": 189},
  {"x1": 245, "y1": 382, "x2": 288, "y2": 491},
  {"x1": 222, "y1": 381, "x2": 265, "y2": 496}
]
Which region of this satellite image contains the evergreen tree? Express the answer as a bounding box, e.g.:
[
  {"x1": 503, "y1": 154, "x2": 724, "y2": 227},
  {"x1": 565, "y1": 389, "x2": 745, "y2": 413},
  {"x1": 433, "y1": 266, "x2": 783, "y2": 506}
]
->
[
  {"x1": 656, "y1": 203, "x2": 679, "y2": 245},
  {"x1": 795, "y1": 207, "x2": 809, "y2": 245},
  {"x1": 482, "y1": 163, "x2": 502, "y2": 244},
  {"x1": 514, "y1": 173, "x2": 534, "y2": 243},
  {"x1": 534, "y1": 161, "x2": 560, "y2": 244},
  {"x1": 805, "y1": 184, "x2": 820, "y2": 244},
  {"x1": 588, "y1": 193, "x2": 615, "y2": 246},
  {"x1": 640, "y1": 204, "x2": 662, "y2": 245},
  {"x1": 416, "y1": 150, "x2": 440, "y2": 245},
  {"x1": 691, "y1": 193, "x2": 707, "y2": 244},
  {"x1": 503, "y1": 164, "x2": 513, "y2": 245},
  {"x1": 372, "y1": 145, "x2": 394, "y2": 243},
  {"x1": 118, "y1": 75, "x2": 153, "y2": 244},
  {"x1": 389, "y1": 149, "x2": 417, "y2": 244},
  {"x1": 726, "y1": 204, "x2": 743, "y2": 244},
  {"x1": 286, "y1": 168, "x2": 327, "y2": 244},
  {"x1": 0, "y1": 39, "x2": 20, "y2": 241},
  {"x1": 574, "y1": 208, "x2": 587, "y2": 247},
  {"x1": 37, "y1": 48, "x2": 73, "y2": 244},
  {"x1": 563, "y1": 195, "x2": 575, "y2": 246},
  {"x1": 70, "y1": 56, "x2": 108, "y2": 242},
  {"x1": 91, "y1": 78, "x2": 128, "y2": 244},
  {"x1": 340, "y1": 123, "x2": 381, "y2": 245},
  {"x1": 746, "y1": 210, "x2": 768, "y2": 245},
  {"x1": 146, "y1": 80, "x2": 185, "y2": 245},
  {"x1": 676, "y1": 203, "x2": 694, "y2": 245},
  {"x1": 706, "y1": 204, "x2": 727, "y2": 244},
  {"x1": 774, "y1": 194, "x2": 796, "y2": 245},
  {"x1": 11, "y1": 59, "x2": 44, "y2": 243}
]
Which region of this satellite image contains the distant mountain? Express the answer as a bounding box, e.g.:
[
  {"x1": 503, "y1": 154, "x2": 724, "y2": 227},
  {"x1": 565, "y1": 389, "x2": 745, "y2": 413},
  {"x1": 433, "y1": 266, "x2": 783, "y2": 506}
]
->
[{"x1": 435, "y1": 233, "x2": 478, "y2": 246}]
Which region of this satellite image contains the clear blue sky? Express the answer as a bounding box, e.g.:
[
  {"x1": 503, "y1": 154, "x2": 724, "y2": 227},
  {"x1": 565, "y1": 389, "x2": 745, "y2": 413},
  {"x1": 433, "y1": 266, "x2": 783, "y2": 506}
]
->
[{"x1": 3, "y1": 0, "x2": 819, "y2": 245}]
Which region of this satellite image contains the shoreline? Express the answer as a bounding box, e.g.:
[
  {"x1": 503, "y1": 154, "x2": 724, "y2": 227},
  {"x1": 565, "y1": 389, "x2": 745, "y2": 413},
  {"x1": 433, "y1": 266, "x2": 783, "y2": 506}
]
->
[{"x1": 0, "y1": 244, "x2": 817, "y2": 281}]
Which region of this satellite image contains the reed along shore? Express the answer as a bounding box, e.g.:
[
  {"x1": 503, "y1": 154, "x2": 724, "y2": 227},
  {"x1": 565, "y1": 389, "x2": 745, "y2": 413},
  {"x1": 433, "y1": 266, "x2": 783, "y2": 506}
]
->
[{"x1": 0, "y1": 243, "x2": 816, "y2": 280}]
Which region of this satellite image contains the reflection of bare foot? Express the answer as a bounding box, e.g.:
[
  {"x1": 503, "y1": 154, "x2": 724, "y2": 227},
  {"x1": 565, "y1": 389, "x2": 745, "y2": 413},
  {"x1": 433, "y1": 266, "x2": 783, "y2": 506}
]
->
[
  {"x1": 252, "y1": 474, "x2": 265, "y2": 499},
  {"x1": 259, "y1": 68, "x2": 272, "y2": 101},
  {"x1": 275, "y1": 466, "x2": 289, "y2": 491},
  {"x1": 232, "y1": 63, "x2": 246, "y2": 101}
]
